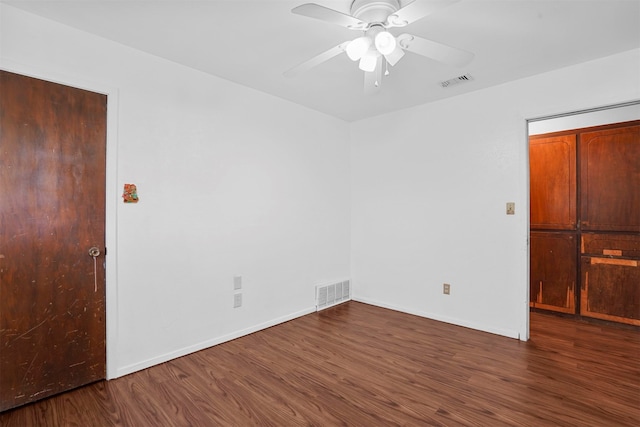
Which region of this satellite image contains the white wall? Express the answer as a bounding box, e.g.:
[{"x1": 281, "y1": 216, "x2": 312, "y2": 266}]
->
[
  {"x1": 350, "y1": 49, "x2": 640, "y2": 340},
  {"x1": 1, "y1": 4, "x2": 351, "y2": 377}
]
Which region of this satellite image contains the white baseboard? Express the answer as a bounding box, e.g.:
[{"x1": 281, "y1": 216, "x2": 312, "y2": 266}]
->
[
  {"x1": 114, "y1": 298, "x2": 521, "y2": 379},
  {"x1": 352, "y1": 296, "x2": 520, "y2": 340},
  {"x1": 115, "y1": 306, "x2": 316, "y2": 378}
]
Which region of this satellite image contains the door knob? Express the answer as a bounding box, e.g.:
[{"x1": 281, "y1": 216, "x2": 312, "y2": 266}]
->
[{"x1": 88, "y1": 247, "x2": 100, "y2": 257}]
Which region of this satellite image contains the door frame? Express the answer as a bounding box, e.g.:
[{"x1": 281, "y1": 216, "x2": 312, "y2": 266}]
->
[
  {"x1": 524, "y1": 100, "x2": 640, "y2": 340},
  {"x1": 1, "y1": 59, "x2": 120, "y2": 379}
]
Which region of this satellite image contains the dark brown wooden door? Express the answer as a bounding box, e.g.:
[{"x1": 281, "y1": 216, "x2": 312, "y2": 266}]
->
[
  {"x1": 0, "y1": 71, "x2": 107, "y2": 411},
  {"x1": 579, "y1": 125, "x2": 640, "y2": 232}
]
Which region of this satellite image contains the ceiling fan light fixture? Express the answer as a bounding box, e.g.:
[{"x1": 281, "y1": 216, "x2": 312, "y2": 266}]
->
[
  {"x1": 374, "y1": 31, "x2": 396, "y2": 55},
  {"x1": 346, "y1": 36, "x2": 372, "y2": 61},
  {"x1": 358, "y1": 50, "x2": 380, "y2": 72},
  {"x1": 287, "y1": 1, "x2": 476, "y2": 94}
]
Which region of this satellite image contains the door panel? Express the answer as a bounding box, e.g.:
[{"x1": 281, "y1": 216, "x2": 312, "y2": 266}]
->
[
  {"x1": 579, "y1": 125, "x2": 640, "y2": 232},
  {"x1": 581, "y1": 233, "x2": 640, "y2": 259},
  {"x1": 0, "y1": 71, "x2": 107, "y2": 411},
  {"x1": 530, "y1": 232, "x2": 577, "y2": 314},
  {"x1": 529, "y1": 134, "x2": 577, "y2": 230},
  {"x1": 581, "y1": 256, "x2": 640, "y2": 326}
]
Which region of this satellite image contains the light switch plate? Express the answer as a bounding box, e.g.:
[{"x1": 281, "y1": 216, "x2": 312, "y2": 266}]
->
[{"x1": 233, "y1": 276, "x2": 242, "y2": 291}]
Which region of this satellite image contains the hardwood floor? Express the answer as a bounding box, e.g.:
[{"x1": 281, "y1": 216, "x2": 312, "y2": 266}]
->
[{"x1": 1, "y1": 301, "x2": 639, "y2": 426}]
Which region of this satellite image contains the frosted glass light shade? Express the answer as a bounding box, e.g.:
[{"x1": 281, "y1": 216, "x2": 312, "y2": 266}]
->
[
  {"x1": 346, "y1": 36, "x2": 372, "y2": 61},
  {"x1": 358, "y1": 51, "x2": 379, "y2": 72},
  {"x1": 374, "y1": 31, "x2": 396, "y2": 55}
]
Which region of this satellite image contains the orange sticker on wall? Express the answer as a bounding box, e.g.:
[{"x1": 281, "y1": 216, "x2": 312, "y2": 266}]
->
[{"x1": 122, "y1": 183, "x2": 139, "y2": 203}]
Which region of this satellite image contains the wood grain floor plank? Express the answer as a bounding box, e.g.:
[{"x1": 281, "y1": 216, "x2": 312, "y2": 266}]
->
[{"x1": 1, "y1": 301, "x2": 638, "y2": 426}]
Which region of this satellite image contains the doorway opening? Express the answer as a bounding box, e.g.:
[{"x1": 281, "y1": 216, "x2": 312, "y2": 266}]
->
[{"x1": 527, "y1": 101, "x2": 640, "y2": 329}]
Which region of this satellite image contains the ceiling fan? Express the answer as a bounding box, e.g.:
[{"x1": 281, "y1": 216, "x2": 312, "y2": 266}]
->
[{"x1": 284, "y1": 0, "x2": 474, "y2": 94}]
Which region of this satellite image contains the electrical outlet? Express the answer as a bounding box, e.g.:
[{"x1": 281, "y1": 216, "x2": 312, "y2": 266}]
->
[
  {"x1": 443, "y1": 283, "x2": 451, "y2": 295},
  {"x1": 234, "y1": 293, "x2": 242, "y2": 308}
]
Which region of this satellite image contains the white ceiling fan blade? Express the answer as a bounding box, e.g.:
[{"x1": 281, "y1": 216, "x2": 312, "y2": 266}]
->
[
  {"x1": 284, "y1": 42, "x2": 350, "y2": 78},
  {"x1": 384, "y1": 44, "x2": 405, "y2": 66},
  {"x1": 397, "y1": 34, "x2": 473, "y2": 67},
  {"x1": 292, "y1": 3, "x2": 368, "y2": 30},
  {"x1": 386, "y1": 0, "x2": 460, "y2": 28},
  {"x1": 364, "y1": 56, "x2": 383, "y2": 95}
]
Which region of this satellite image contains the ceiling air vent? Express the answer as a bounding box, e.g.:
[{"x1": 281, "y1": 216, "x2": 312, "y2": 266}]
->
[{"x1": 440, "y1": 74, "x2": 473, "y2": 88}]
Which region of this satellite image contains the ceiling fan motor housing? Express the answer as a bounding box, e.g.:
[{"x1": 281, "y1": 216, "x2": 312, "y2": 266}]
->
[{"x1": 351, "y1": 0, "x2": 400, "y2": 24}]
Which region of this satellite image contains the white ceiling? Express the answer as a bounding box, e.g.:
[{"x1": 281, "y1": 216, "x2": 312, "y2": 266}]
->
[{"x1": 4, "y1": 0, "x2": 640, "y2": 122}]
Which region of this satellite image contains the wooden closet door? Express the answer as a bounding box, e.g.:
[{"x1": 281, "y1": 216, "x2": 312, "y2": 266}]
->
[
  {"x1": 529, "y1": 135, "x2": 576, "y2": 230},
  {"x1": 579, "y1": 124, "x2": 640, "y2": 232},
  {"x1": 578, "y1": 123, "x2": 640, "y2": 324}
]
